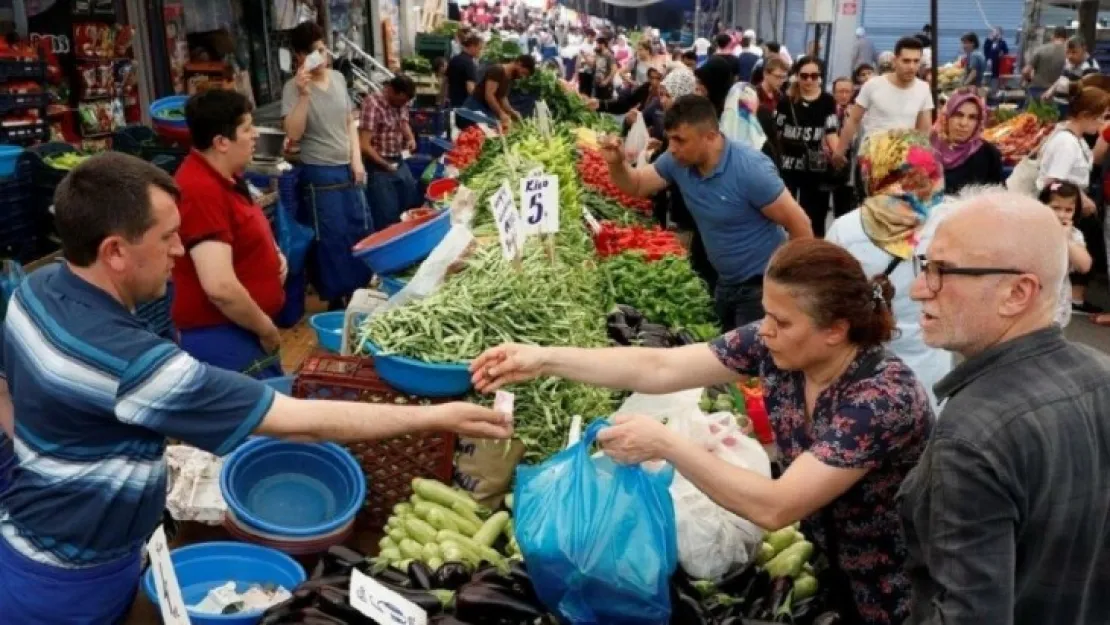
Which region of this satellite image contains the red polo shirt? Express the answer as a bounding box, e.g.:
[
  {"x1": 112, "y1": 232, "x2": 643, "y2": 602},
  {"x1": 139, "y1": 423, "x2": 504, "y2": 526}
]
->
[{"x1": 171, "y1": 151, "x2": 284, "y2": 330}]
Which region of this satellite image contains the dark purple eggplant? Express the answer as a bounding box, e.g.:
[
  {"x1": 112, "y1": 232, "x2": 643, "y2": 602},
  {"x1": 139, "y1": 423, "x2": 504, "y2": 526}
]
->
[
  {"x1": 716, "y1": 564, "x2": 757, "y2": 596},
  {"x1": 369, "y1": 581, "x2": 447, "y2": 615},
  {"x1": 737, "y1": 568, "x2": 772, "y2": 606},
  {"x1": 432, "y1": 561, "x2": 474, "y2": 590},
  {"x1": 315, "y1": 587, "x2": 375, "y2": 624},
  {"x1": 408, "y1": 560, "x2": 434, "y2": 590},
  {"x1": 299, "y1": 575, "x2": 354, "y2": 592},
  {"x1": 507, "y1": 560, "x2": 540, "y2": 603},
  {"x1": 669, "y1": 586, "x2": 707, "y2": 625},
  {"x1": 455, "y1": 582, "x2": 545, "y2": 622},
  {"x1": 372, "y1": 567, "x2": 413, "y2": 588},
  {"x1": 790, "y1": 596, "x2": 819, "y2": 624},
  {"x1": 769, "y1": 576, "x2": 795, "y2": 618},
  {"x1": 470, "y1": 565, "x2": 515, "y2": 588},
  {"x1": 295, "y1": 607, "x2": 347, "y2": 624},
  {"x1": 744, "y1": 596, "x2": 769, "y2": 620},
  {"x1": 430, "y1": 617, "x2": 476, "y2": 625},
  {"x1": 310, "y1": 557, "x2": 329, "y2": 580},
  {"x1": 258, "y1": 606, "x2": 297, "y2": 625}
]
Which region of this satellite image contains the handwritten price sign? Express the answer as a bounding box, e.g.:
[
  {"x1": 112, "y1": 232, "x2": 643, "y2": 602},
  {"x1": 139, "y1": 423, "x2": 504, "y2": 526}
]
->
[
  {"x1": 520, "y1": 174, "x2": 560, "y2": 236},
  {"x1": 489, "y1": 182, "x2": 522, "y2": 261}
]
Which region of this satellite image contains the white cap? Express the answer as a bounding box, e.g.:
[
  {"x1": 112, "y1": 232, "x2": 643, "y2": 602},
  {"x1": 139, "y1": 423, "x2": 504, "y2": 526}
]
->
[{"x1": 743, "y1": 29, "x2": 756, "y2": 39}]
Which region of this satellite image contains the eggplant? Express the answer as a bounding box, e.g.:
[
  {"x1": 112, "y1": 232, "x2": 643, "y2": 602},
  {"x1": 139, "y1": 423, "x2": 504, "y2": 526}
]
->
[
  {"x1": 408, "y1": 561, "x2": 434, "y2": 590},
  {"x1": 769, "y1": 576, "x2": 795, "y2": 618},
  {"x1": 294, "y1": 607, "x2": 347, "y2": 624},
  {"x1": 668, "y1": 587, "x2": 707, "y2": 625},
  {"x1": 736, "y1": 568, "x2": 772, "y2": 606},
  {"x1": 470, "y1": 565, "x2": 515, "y2": 588},
  {"x1": 716, "y1": 565, "x2": 757, "y2": 597},
  {"x1": 372, "y1": 567, "x2": 413, "y2": 588},
  {"x1": 315, "y1": 587, "x2": 376, "y2": 624},
  {"x1": 258, "y1": 606, "x2": 297, "y2": 625},
  {"x1": 790, "y1": 596, "x2": 819, "y2": 624},
  {"x1": 299, "y1": 575, "x2": 354, "y2": 591},
  {"x1": 370, "y1": 581, "x2": 447, "y2": 616},
  {"x1": 430, "y1": 617, "x2": 476, "y2": 625},
  {"x1": 506, "y1": 560, "x2": 540, "y2": 603},
  {"x1": 455, "y1": 582, "x2": 545, "y2": 622},
  {"x1": 433, "y1": 561, "x2": 474, "y2": 590},
  {"x1": 310, "y1": 558, "x2": 329, "y2": 580}
]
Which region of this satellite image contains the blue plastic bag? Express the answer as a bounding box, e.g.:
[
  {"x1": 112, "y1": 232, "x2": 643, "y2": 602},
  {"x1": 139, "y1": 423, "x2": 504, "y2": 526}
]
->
[
  {"x1": 273, "y1": 197, "x2": 313, "y2": 277},
  {"x1": 514, "y1": 419, "x2": 678, "y2": 625}
]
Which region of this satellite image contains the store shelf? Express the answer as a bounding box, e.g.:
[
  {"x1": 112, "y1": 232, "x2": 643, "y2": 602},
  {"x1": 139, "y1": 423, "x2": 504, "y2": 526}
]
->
[
  {"x1": 0, "y1": 60, "x2": 46, "y2": 82},
  {"x1": 0, "y1": 121, "x2": 49, "y2": 143},
  {"x1": 0, "y1": 92, "x2": 48, "y2": 114}
]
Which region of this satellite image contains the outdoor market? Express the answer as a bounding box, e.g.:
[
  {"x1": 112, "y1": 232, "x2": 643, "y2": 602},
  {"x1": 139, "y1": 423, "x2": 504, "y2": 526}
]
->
[{"x1": 1, "y1": 0, "x2": 1110, "y2": 623}]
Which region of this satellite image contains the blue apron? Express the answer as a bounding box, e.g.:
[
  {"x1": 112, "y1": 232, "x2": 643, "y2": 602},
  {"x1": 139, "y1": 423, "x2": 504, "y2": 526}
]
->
[
  {"x1": 179, "y1": 324, "x2": 283, "y2": 379},
  {"x1": 0, "y1": 535, "x2": 141, "y2": 624},
  {"x1": 366, "y1": 157, "x2": 421, "y2": 232},
  {"x1": 298, "y1": 164, "x2": 375, "y2": 302}
]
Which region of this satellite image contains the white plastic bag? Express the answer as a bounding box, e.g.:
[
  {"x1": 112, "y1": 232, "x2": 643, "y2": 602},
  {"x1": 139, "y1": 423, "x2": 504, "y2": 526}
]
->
[
  {"x1": 669, "y1": 410, "x2": 770, "y2": 581},
  {"x1": 381, "y1": 224, "x2": 474, "y2": 311},
  {"x1": 624, "y1": 113, "x2": 650, "y2": 163}
]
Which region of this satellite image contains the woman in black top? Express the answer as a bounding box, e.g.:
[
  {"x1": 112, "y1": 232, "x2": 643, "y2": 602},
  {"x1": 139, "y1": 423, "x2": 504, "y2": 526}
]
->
[
  {"x1": 929, "y1": 91, "x2": 1002, "y2": 194},
  {"x1": 776, "y1": 57, "x2": 840, "y2": 237}
]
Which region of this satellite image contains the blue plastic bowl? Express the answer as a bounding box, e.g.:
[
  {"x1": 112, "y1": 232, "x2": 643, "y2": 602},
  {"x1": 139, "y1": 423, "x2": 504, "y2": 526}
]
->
[
  {"x1": 142, "y1": 541, "x2": 306, "y2": 624},
  {"x1": 220, "y1": 437, "x2": 366, "y2": 538},
  {"x1": 364, "y1": 341, "x2": 473, "y2": 398},
  {"x1": 379, "y1": 275, "x2": 408, "y2": 296},
  {"x1": 150, "y1": 95, "x2": 188, "y2": 130},
  {"x1": 352, "y1": 209, "x2": 451, "y2": 275},
  {"x1": 309, "y1": 312, "x2": 344, "y2": 353},
  {"x1": 0, "y1": 145, "x2": 24, "y2": 178},
  {"x1": 262, "y1": 376, "x2": 294, "y2": 396}
]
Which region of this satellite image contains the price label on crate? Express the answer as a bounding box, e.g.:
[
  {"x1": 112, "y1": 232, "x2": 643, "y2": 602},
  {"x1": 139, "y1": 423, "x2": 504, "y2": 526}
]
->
[
  {"x1": 488, "y1": 181, "x2": 522, "y2": 261},
  {"x1": 147, "y1": 525, "x2": 191, "y2": 625},
  {"x1": 520, "y1": 174, "x2": 559, "y2": 236},
  {"x1": 350, "y1": 568, "x2": 428, "y2": 625}
]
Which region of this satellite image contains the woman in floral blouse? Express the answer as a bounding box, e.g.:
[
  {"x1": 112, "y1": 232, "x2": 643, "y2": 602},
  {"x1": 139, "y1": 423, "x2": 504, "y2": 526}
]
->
[{"x1": 470, "y1": 239, "x2": 933, "y2": 624}]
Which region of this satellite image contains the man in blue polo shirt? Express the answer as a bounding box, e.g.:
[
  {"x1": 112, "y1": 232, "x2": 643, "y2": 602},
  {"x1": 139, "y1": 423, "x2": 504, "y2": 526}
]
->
[
  {"x1": 0, "y1": 154, "x2": 512, "y2": 623},
  {"x1": 600, "y1": 94, "x2": 812, "y2": 330}
]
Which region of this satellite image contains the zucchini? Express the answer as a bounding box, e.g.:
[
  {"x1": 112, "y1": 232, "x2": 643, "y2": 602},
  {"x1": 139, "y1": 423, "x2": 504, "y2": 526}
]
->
[
  {"x1": 388, "y1": 528, "x2": 407, "y2": 544},
  {"x1": 393, "y1": 502, "x2": 414, "y2": 517},
  {"x1": 379, "y1": 536, "x2": 397, "y2": 552},
  {"x1": 435, "y1": 530, "x2": 504, "y2": 566},
  {"x1": 399, "y1": 538, "x2": 424, "y2": 560},
  {"x1": 427, "y1": 556, "x2": 444, "y2": 571},
  {"x1": 380, "y1": 547, "x2": 401, "y2": 561},
  {"x1": 405, "y1": 518, "x2": 440, "y2": 544},
  {"x1": 472, "y1": 511, "x2": 510, "y2": 548},
  {"x1": 451, "y1": 502, "x2": 484, "y2": 527},
  {"x1": 412, "y1": 478, "x2": 489, "y2": 517},
  {"x1": 425, "y1": 508, "x2": 461, "y2": 534},
  {"x1": 421, "y1": 542, "x2": 442, "y2": 561}
]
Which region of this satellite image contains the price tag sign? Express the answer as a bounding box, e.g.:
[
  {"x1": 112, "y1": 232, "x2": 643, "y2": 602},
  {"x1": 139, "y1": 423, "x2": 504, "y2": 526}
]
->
[
  {"x1": 488, "y1": 182, "x2": 522, "y2": 261},
  {"x1": 148, "y1": 525, "x2": 191, "y2": 625},
  {"x1": 350, "y1": 568, "x2": 428, "y2": 625},
  {"x1": 520, "y1": 174, "x2": 559, "y2": 236}
]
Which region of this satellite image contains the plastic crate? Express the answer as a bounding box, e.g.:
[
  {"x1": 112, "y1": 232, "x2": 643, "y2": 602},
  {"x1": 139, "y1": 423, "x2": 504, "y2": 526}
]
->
[
  {"x1": 0, "y1": 121, "x2": 48, "y2": 144},
  {"x1": 291, "y1": 354, "x2": 456, "y2": 531},
  {"x1": 26, "y1": 142, "x2": 78, "y2": 190},
  {"x1": 0, "y1": 91, "x2": 48, "y2": 114},
  {"x1": 410, "y1": 107, "x2": 447, "y2": 137},
  {"x1": 0, "y1": 61, "x2": 46, "y2": 82},
  {"x1": 112, "y1": 125, "x2": 157, "y2": 156},
  {"x1": 415, "y1": 34, "x2": 452, "y2": 62}
]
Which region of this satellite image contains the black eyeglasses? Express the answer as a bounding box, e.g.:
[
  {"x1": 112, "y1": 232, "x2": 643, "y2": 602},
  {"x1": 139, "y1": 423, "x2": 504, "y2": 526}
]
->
[{"x1": 913, "y1": 255, "x2": 1026, "y2": 292}]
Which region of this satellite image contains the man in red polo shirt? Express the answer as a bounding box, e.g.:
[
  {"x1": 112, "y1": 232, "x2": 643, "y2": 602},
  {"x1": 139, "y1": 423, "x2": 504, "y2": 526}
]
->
[{"x1": 172, "y1": 89, "x2": 287, "y2": 378}]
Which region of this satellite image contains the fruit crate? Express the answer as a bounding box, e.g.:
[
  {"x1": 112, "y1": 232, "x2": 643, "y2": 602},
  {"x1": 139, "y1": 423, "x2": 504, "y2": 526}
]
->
[{"x1": 292, "y1": 354, "x2": 456, "y2": 532}]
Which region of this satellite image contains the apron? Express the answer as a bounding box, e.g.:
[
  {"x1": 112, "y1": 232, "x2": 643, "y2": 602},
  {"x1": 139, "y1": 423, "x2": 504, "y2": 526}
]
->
[
  {"x1": 179, "y1": 324, "x2": 283, "y2": 379},
  {"x1": 366, "y1": 157, "x2": 420, "y2": 232},
  {"x1": 0, "y1": 534, "x2": 141, "y2": 624},
  {"x1": 298, "y1": 163, "x2": 374, "y2": 302}
]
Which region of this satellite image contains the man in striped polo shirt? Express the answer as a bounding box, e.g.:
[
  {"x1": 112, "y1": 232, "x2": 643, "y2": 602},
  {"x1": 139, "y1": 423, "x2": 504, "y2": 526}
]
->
[{"x1": 0, "y1": 153, "x2": 512, "y2": 623}]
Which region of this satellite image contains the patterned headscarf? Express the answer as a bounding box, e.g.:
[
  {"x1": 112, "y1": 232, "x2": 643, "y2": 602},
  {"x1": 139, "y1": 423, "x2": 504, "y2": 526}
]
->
[
  {"x1": 858, "y1": 129, "x2": 945, "y2": 259},
  {"x1": 930, "y1": 91, "x2": 986, "y2": 169},
  {"x1": 721, "y1": 82, "x2": 767, "y2": 150},
  {"x1": 661, "y1": 67, "x2": 696, "y2": 99}
]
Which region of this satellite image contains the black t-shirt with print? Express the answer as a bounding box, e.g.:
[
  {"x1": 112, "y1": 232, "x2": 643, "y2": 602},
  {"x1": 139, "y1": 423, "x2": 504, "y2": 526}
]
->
[{"x1": 775, "y1": 92, "x2": 839, "y2": 178}]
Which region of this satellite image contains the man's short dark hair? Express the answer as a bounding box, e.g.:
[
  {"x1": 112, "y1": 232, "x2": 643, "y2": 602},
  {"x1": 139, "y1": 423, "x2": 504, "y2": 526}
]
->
[
  {"x1": 765, "y1": 41, "x2": 781, "y2": 54},
  {"x1": 961, "y1": 32, "x2": 980, "y2": 49},
  {"x1": 54, "y1": 153, "x2": 180, "y2": 267},
  {"x1": 387, "y1": 74, "x2": 416, "y2": 99},
  {"x1": 515, "y1": 54, "x2": 536, "y2": 74},
  {"x1": 682, "y1": 49, "x2": 697, "y2": 61},
  {"x1": 895, "y1": 36, "x2": 925, "y2": 56},
  {"x1": 1067, "y1": 35, "x2": 1087, "y2": 51},
  {"x1": 462, "y1": 34, "x2": 482, "y2": 48},
  {"x1": 596, "y1": 37, "x2": 610, "y2": 48},
  {"x1": 663, "y1": 94, "x2": 720, "y2": 132},
  {"x1": 185, "y1": 89, "x2": 253, "y2": 151},
  {"x1": 1053, "y1": 26, "x2": 1069, "y2": 40},
  {"x1": 290, "y1": 22, "x2": 325, "y2": 55},
  {"x1": 715, "y1": 33, "x2": 732, "y2": 49}
]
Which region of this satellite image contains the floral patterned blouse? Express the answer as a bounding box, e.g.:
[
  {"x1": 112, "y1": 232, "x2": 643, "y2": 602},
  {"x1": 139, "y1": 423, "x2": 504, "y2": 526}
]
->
[{"x1": 710, "y1": 323, "x2": 933, "y2": 625}]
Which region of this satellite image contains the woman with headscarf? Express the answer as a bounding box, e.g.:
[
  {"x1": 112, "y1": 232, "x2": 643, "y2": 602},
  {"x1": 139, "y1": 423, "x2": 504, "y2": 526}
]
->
[
  {"x1": 720, "y1": 81, "x2": 781, "y2": 165},
  {"x1": 929, "y1": 91, "x2": 1003, "y2": 194},
  {"x1": 825, "y1": 129, "x2": 952, "y2": 410},
  {"x1": 694, "y1": 59, "x2": 735, "y2": 118}
]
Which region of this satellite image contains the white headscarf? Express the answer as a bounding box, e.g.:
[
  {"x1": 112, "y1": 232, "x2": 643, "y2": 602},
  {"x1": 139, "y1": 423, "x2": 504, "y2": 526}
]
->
[
  {"x1": 661, "y1": 67, "x2": 696, "y2": 99},
  {"x1": 720, "y1": 82, "x2": 767, "y2": 151}
]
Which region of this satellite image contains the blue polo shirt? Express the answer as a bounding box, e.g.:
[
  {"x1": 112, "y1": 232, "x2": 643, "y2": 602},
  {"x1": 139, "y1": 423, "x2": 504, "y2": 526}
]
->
[
  {"x1": 654, "y1": 140, "x2": 786, "y2": 285},
  {"x1": 0, "y1": 263, "x2": 274, "y2": 567}
]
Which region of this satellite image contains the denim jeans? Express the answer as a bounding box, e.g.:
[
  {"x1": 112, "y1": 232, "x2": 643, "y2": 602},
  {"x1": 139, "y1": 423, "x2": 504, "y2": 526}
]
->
[
  {"x1": 366, "y1": 159, "x2": 419, "y2": 232},
  {"x1": 714, "y1": 281, "x2": 765, "y2": 332}
]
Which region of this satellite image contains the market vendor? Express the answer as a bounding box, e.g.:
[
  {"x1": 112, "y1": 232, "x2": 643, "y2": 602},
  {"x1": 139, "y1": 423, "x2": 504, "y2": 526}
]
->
[
  {"x1": 599, "y1": 95, "x2": 812, "y2": 330},
  {"x1": 0, "y1": 153, "x2": 512, "y2": 623},
  {"x1": 282, "y1": 21, "x2": 372, "y2": 309},
  {"x1": 446, "y1": 33, "x2": 482, "y2": 108},
  {"x1": 461, "y1": 54, "x2": 536, "y2": 130},
  {"x1": 471, "y1": 238, "x2": 933, "y2": 624},
  {"x1": 360, "y1": 75, "x2": 420, "y2": 231},
  {"x1": 171, "y1": 89, "x2": 286, "y2": 379}
]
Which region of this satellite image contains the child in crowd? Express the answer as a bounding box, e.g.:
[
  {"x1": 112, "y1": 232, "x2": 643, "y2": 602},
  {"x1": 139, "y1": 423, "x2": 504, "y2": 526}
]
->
[{"x1": 1041, "y1": 181, "x2": 1093, "y2": 327}]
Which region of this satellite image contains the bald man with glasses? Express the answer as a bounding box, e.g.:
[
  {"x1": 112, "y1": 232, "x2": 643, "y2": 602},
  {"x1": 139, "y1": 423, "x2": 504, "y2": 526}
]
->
[{"x1": 898, "y1": 186, "x2": 1110, "y2": 624}]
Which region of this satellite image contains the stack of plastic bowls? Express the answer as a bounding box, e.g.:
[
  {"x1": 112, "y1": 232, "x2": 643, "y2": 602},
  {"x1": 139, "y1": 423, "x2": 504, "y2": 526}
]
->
[
  {"x1": 220, "y1": 437, "x2": 366, "y2": 555},
  {"x1": 142, "y1": 541, "x2": 306, "y2": 625}
]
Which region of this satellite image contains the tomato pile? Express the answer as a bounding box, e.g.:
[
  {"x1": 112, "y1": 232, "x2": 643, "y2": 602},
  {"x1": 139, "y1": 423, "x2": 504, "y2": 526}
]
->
[
  {"x1": 445, "y1": 126, "x2": 486, "y2": 169},
  {"x1": 594, "y1": 222, "x2": 685, "y2": 261},
  {"x1": 577, "y1": 148, "x2": 654, "y2": 214}
]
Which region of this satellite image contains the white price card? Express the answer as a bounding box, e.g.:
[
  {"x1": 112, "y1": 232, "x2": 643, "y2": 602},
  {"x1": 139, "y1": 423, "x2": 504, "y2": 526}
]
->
[
  {"x1": 488, "y1": 182, "x2": 522, "y2": 261},
  {"x1": 350, "y1": 568, "x2": 428, "y2": 625},
  {"x1": 148, "y1": 525, "x2": 191, "y2": 625},
  {"x1": 520, "y1": 174, "x2": 559, "y2": 236}
]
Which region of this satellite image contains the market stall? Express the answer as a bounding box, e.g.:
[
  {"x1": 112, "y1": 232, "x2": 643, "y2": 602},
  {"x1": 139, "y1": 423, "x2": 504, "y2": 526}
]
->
[{"x1": 130, "y1": 66, "x2": 849, "y2": 625}]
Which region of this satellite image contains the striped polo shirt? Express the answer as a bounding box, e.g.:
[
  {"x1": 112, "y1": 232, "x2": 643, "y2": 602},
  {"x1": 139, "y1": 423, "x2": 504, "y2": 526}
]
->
[{"x1": 0, "y1": 263, "x2": 274, "y2": 567}]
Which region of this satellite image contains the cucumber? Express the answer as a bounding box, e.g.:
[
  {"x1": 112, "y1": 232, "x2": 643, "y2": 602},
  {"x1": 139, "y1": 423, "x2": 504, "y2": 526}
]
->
[
  {"x1": 379, "y1": 536, "x2": 397, "y2": 552},
  {"x1": 405, "y1": 518, "x2": 440, "y2": 544},
  {"x1": 393, "y1": 502, "x2": 414, "y2": 517},
  {"x1": 421, "y1": 542, "x2": 442, "y2": 561},
  {"x1": 427, "y1": 557, "x2": 444, "y2": 571},
  {"x1": 451, "y1": 502, "x2": 484, "y2": 527},
  {"x1": 388, "y1": 528, "x2": 407, "y2": 544},
  {"x1": 435, "y1": 530, "x2": 505, "y2": 565},
  {"x1": 399, "y1": 538, "x2": 424, "y2": 560},
  {"x1": 425, "y1": 508, "x2": 460, "y2": 534},
  {"x1": 472, "y1": 511, "x2": 510, "y2": 548},
  {"x1": 380, "y1": 547, "x2": 401, "y2": 561},
  {"x1": 412, "y1": 478, "x2": 489, "y2": 517}
]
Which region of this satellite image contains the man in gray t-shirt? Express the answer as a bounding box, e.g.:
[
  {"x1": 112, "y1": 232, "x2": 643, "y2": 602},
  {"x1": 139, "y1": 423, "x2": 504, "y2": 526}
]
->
[
  {"x1": 282, "y1": 68, "x2": 354, "y2": 167},
  {"x1": 1024, "y1": 26, "x2": 1068, "y2": 99}
]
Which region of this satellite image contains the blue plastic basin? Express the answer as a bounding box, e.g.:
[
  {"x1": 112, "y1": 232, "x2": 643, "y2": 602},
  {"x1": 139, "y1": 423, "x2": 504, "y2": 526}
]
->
[
  {"x1": 352, "y1": 209, "x2": 451, "y2": 275},
  {"x1": 150, "y1": 95, "x2": 188, "y2": 130},
  {"x1": 309, "y1": 312, "x2": 344, "y2": 353},
  {"x1": 262, "y1": 376, "x2": 294, "y2": 396},
  {"x1": 379, "y1": 275, "x2": 408, "y2": 296},
  {"x1": 220, "y1": 437, "x2": 366, "y2": 538},
  {"x1": 0, "y1": 145, "x2": 24, "y2": 178},
  {"x1": 365, "y1": 341, "x2": 473, "y2": 398},
  {"x1": 141, "y1": 541, "x2": 306, "y2": 624}
]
